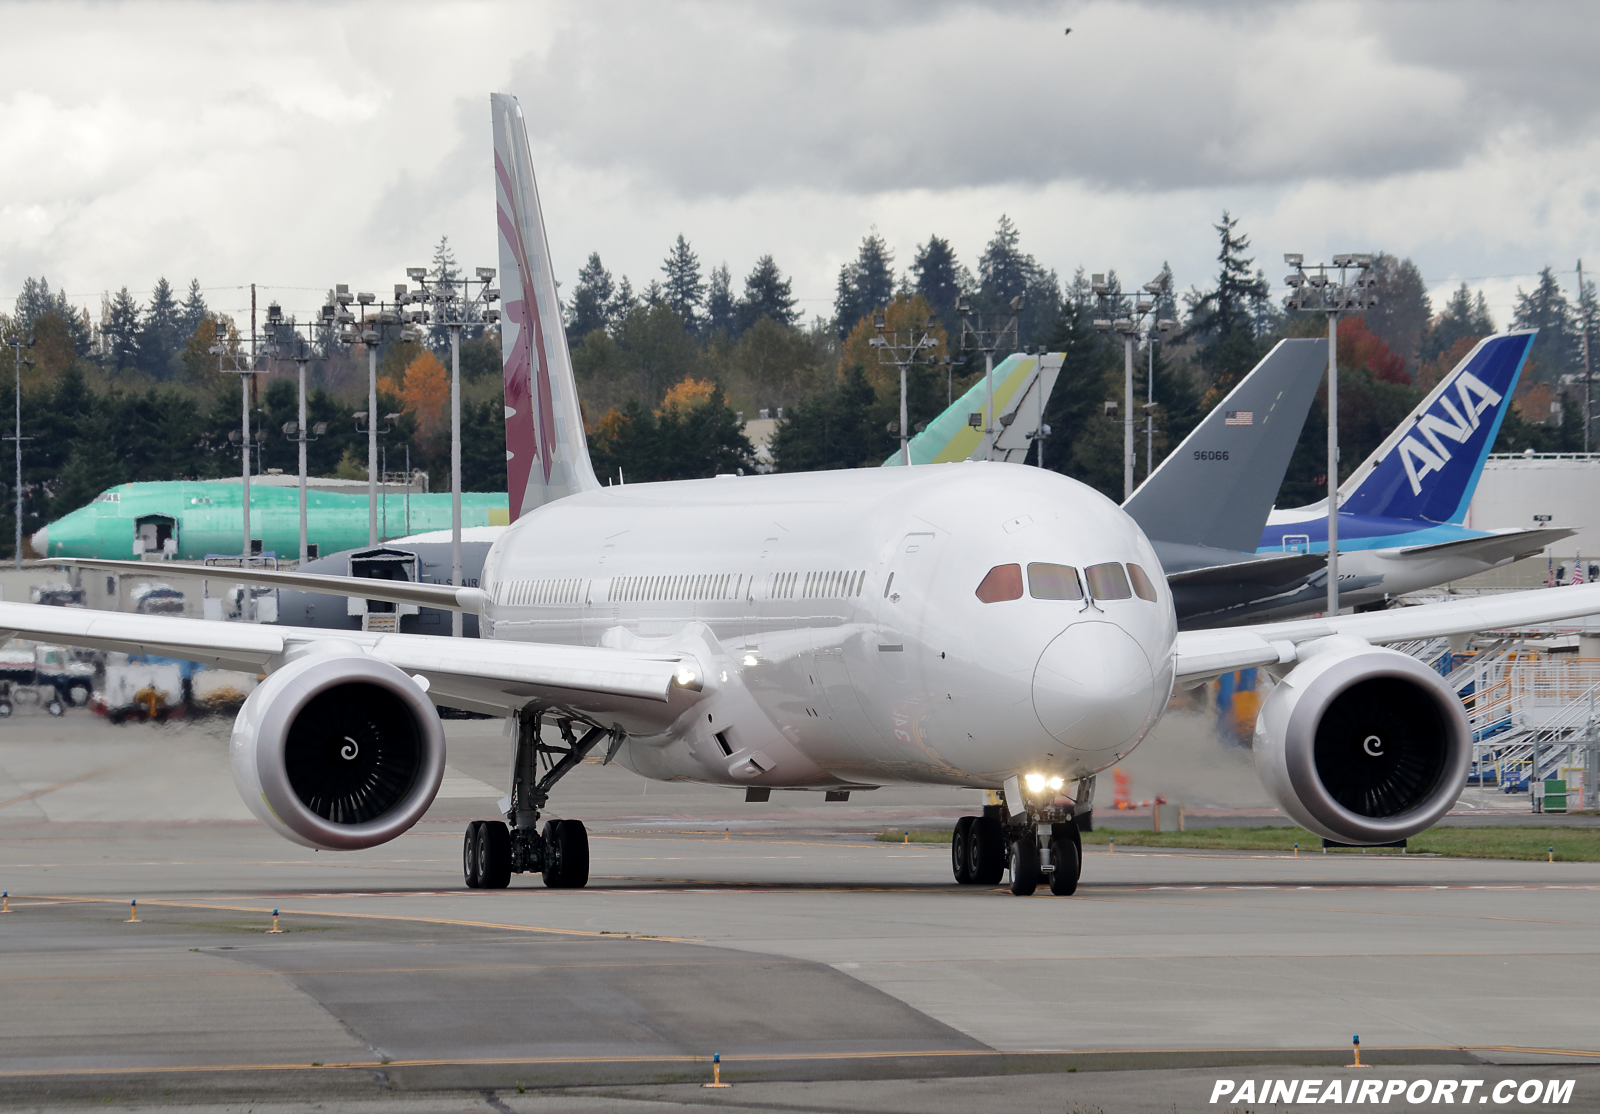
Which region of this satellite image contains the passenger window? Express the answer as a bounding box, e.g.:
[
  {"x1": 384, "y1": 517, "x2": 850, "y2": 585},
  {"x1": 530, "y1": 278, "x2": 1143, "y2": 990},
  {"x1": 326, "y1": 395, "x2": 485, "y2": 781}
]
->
[
  {"x1": 1127, "y1": 563, "x2": 1158, "y2": 602},
  {"x1": 975, "y1": 564, "x2": 1023, "y2": 603},
  {"x1": 1027, "y1": 563, "x2": 1082, "y2": 600},
  {"x1": 1084, "y1": 562, "x2": 1132, "y2": 600}
]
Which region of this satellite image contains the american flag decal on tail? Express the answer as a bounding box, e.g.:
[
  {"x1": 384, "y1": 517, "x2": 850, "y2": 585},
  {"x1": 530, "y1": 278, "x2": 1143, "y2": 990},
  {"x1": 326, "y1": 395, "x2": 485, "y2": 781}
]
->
[{"x1": 1224, "y1": 410, "x2": 1253, "y2": 426}]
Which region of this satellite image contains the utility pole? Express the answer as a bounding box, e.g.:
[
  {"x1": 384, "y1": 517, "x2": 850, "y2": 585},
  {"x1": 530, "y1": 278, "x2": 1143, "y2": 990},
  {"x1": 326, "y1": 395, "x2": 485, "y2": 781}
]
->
[
  {"x1": 957, "y1": 297, "x2": 1022, "y2": 462},
  {"x1": 1093, "y1": 271, "x2": 1175, "y2": 500},
  {"x1": 870, "y1": 312, "x2": 942, "y2": 465},
  {"x1": 210, "y1": 321, "x2": 265, "y2": 561},
  {"x1": 401, "y1": 265, "x2": 500, "y2": 637},
  {"x1": 2, "y1": 335, "x2": 34, "y2": 569},
  {"x1": 264, "y1": 304, "x2": 327, "y2": 564},
  {"x1": 1284, "y1": 253, "x2": 1379, "y2": 617}
]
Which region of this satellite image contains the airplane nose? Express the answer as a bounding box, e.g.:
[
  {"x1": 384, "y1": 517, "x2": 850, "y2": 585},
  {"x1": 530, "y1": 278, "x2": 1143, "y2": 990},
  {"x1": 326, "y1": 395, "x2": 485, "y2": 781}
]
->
[
  {"x1": 1033, "y1": 620, "x2": 1158, "y2": 754},
  {"x1": 29, "y1": 525, "x2": 46, "y2": 555}
]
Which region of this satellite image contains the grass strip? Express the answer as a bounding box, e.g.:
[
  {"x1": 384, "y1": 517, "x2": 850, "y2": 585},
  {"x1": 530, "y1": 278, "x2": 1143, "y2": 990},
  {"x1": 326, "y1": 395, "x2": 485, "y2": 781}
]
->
[{"x1": 876, "y1": 826, "x2": 1600, "y2": 861}]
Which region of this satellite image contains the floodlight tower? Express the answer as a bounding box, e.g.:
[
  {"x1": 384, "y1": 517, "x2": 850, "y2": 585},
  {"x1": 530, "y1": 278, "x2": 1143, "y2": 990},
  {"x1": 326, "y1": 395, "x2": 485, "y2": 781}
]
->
[
  {"x1": 329, "y1": 285, "x2": 406, "y2": 546},
  {"x1": 1283, "y1": 251, "x2": 1379, "y2": 617},
  {"x1": 2, "y1": 334, "x2": 34, "y2": 569},
  {"x1": 870, "y1": 312, "x2": 942, "y2": 465},
  {"x1": 399, "y1": 265, "x2": 500, "y2": 636},
  {"x1": 957, "y1": 296, "x2": 1022, "y2": 461},
  {"x1": 1093, "y1": 272, "x2": 1174, "y2": 500}
]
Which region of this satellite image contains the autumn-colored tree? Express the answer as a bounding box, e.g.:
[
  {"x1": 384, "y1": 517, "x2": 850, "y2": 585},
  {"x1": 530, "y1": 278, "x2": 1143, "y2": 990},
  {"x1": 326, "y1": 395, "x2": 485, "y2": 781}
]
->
[
  {"x1": 1336, "y1": 316, "x2": 1409, "y2": 385},
  {"x1": 379, "y1": 350, "x2": 450, "y2": 443},
  {"x1": 659, "y1": 376, "x2": 717, "y2": 413},
  {"x1": 1415, "y1": 334, "x2": 1479, "y2": 392},
  {"x1": 840, "y1": 293, "x2": 948, "y2": 406}
]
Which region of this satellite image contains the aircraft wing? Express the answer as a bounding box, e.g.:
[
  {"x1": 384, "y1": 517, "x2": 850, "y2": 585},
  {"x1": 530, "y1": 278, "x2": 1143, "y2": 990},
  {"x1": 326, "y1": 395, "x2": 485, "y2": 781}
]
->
[
  {"x1": 1395, "y1": 527, "x2": 1575, "y2": 563},
  {"x1": 1164, "y1": 551, "x2": 1327, "y2": 588},
  {"x1": 47, "y1": 557, "x2": 486, "y2": 615},
  {"x1": 0, "y1": 601, "x2": 693, "y2": 723},
  {"x1": 1173, "y1": 583, "x2": 1600, "y2": 686}
]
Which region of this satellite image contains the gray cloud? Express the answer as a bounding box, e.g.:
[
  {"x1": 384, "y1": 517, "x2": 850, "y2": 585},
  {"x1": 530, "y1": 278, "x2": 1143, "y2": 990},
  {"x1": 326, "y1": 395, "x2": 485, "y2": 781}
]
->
[{"x1": 513, "y1": 0, "x2": 1599, "y2": 197}]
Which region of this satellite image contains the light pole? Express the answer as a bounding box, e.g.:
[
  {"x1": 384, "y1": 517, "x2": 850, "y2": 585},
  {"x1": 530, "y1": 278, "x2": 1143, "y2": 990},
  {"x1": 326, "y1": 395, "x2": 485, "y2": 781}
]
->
[
  {"x1": 210, "y1": 321, "x2": 265, "y2": 560},
  {"x1": 957, "y1": 296, "x2": 1022, "y2": 461},
  {"x1": 1578, "y1": 259, "x2": 1592, "y2": 453},
  {"x1": 1093, "y1": 272, "x2": 1173, "y2": 501},
  {"x1": 870, "y1": 312, "x2": 942, "y2": 465},
  {"x1": 1284, "y1": 252, "x2": 1378, "y2": 617},
  {"x1": 2, "y1": 335, "x2": 33, "y2": 569},
  {"x1": 330, "y1": 285, "x2": 405, "y2": 546},
  {"x1": 398, "y1": 266, "x2": 499, "y2": 637}
]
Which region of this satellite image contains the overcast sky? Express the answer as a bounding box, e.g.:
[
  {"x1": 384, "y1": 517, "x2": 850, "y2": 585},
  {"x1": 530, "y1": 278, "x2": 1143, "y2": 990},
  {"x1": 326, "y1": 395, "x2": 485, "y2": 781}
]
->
[{"x1": 3, "y1": 0, "x2": 1598, "y2": 332}]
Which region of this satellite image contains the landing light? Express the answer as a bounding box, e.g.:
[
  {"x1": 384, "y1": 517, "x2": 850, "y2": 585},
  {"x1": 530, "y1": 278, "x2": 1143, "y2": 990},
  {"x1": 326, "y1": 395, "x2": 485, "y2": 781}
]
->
[
  {"x1": 674, "y1": 665, "x2": 702, "y2": 691},
  {"x1": 1024, "y1": 773, "x2": 1066, "y2": 793}
]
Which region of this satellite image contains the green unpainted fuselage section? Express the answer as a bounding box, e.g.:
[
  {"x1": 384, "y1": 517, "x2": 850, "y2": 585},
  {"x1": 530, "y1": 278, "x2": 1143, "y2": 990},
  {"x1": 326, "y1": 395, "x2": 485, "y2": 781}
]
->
[{"x1": 41, "y1": 482, "x2": 510, "y2": 560}]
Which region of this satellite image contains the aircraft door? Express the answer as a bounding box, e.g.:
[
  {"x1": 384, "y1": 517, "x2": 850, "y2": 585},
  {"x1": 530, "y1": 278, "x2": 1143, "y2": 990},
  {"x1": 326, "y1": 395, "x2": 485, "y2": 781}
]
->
[{"x1": 877, "y1": 531, "x2": 939, "y2": 681}]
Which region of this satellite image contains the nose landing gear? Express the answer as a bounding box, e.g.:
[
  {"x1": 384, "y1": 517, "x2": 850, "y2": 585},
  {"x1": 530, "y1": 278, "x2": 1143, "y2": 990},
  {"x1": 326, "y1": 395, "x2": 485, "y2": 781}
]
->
[
  {"x1": 951, "y1": 800, "x2": 1083, "y2": 896},
  {"x1": 461, "y1": 710, "x2": 614, "y2": 890}
]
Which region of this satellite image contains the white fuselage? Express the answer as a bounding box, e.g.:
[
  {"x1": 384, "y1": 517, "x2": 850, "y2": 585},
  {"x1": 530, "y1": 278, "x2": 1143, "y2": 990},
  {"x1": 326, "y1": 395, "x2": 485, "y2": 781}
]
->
[{"x1": 476, "y1": 463, "x2": 1177, "y2": 792}]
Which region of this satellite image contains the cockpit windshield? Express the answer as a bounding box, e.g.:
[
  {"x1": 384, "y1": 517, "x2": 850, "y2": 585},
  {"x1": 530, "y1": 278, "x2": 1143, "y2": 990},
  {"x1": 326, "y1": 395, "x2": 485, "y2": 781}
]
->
[
  {"x1": 1083, "y1": 562, "x2": 1131, "y2": 600},
  {"x1": 1027, "y1": 563, "x2": 1082, "y2": 600}
]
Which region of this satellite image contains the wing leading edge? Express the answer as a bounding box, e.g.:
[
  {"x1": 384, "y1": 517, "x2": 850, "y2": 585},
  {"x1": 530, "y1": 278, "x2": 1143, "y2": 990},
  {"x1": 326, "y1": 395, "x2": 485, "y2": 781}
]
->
[
  {"x1": 0, "y1": 601, "x2": 694, "y2": 725},
  {"x1": 1173, "y1": 583, "x2": 1600, "y2": 685}
]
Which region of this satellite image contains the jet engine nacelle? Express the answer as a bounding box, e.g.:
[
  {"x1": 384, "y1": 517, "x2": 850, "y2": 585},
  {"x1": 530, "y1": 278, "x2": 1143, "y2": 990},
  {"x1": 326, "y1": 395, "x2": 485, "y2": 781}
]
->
[
  {"x1": 230, "y1": 650, "x2": 446, "y2": 850},
  {"x1": 1252, "y1": 638, "x2": 1469, "y2": 846}
]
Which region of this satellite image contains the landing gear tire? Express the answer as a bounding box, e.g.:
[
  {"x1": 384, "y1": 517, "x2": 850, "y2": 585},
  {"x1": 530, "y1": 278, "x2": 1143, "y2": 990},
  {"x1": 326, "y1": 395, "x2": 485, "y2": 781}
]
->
[
  {"x1": 478, "y1": 820, "x2": 512, "y2": 889},
  {"x1": 463, "y1": 820, "x2": 484, "y2": 888},
  {"x1": 968, "y1": 815, "x2": 1006, "y2": 886},
  {"x1": 1008, "y1": 835, "x2": 1040, "y2": 896},
  {"x1": 542, "y1": 818, "x2": 590, "y2": 889},
  {"x1": 951, "y1": 816, "x2": 976, "y2": 884},
  {"x1": 1048, "y1": 831, "x2": 1081, "y2": 896}
]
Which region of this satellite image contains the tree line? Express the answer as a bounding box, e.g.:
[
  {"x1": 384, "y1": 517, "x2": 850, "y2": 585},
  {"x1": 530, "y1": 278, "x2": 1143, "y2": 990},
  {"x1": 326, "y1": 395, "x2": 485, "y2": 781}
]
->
[{"x1": 1, "y1": 221, "x2": 1593, "y2": 559}]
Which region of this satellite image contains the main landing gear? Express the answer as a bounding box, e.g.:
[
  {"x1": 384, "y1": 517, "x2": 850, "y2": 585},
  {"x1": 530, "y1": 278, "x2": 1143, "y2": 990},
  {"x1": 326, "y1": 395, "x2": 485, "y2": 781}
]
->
[
  {"x1": 951, "y1": 802, "x2": 1083, "y2": 896},
  {"x1": 462, "y1": 710, "x2": 617, "y2": 890}
]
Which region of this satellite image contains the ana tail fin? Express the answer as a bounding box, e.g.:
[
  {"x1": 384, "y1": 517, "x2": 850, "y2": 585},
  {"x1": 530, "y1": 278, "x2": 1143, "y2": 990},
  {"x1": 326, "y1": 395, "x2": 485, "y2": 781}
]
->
[
  {"x1": 1337, "y1": 331, "x2": 1534, "y2": 524},
  {"x1": 492, "y1": 93, "x2": 599, "y2": 520}
]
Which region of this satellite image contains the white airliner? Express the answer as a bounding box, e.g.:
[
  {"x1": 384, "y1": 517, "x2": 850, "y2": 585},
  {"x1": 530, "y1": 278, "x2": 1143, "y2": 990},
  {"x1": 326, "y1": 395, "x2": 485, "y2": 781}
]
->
[{"x1": 24, "y1": 94, "x2": 1600, "y2": 898}]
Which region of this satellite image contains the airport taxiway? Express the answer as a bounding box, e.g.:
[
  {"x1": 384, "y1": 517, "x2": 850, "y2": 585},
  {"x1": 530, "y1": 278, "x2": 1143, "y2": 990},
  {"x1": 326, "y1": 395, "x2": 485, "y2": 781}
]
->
[{"x1": 2, "y1": 712, "x2": 1598, "y2": 1110}]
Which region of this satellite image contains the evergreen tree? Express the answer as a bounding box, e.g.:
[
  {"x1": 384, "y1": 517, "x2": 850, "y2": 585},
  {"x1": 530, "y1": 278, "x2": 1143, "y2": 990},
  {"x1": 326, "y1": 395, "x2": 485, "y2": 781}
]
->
[
  {"x1": 1360, "y1": 254, "x2": 1431, "y2": 369},
  {"x1": 660, "y1": 234, "x2": 705, "y2": 328},
  {"x1": 427, "y1": 236, "x2": 465, "y2": 348},
  {"x1": 642, "y1": 279, "x2": 665, "y2": 308},
  {"x1": 769, "y1": 365, "x2": 884, "y2": 471},
  {"x1": 610, "y1": 275, "x2": 638, "y2": 320},
  {"x1": 104, "y1": 286, "x2": 141, "y2": 373},
  {"x1": 973, "y1": 216, "x2": 1061, "y2": 348},
  {"x1": 833, "y1": 231, "x2": 895, "y2": 339},
  {"x1": 1424, "y1": 282, "x2": 1496, "y2": 362},
  {"x1": 14, "y1": 276, "x2": 91, "y2": 355},
  {"x1": 137, "y1": 277, "x2": 182, "y2": 378},
  {"x1": 1187, "y1": 212, "x2": 1269, "y2": 395},
  {"x1": 178, "y1": 278, "x2": 209, "y2": 340},
  {"x1": 737, "y1": 255, "x2": 798, "y2": 334},
  {"x1": 566, "y1": 252, "x2": 615, "y2": 344},
  {"x1": 704, "y1": 263, "x2": 737, "y2": 337},
  {"x1": 1512, "y1": 266, "x2": 1580, "y2": 380},
  {"x1": 911, "y1": 235, "x2": 966, "y2": 339}
]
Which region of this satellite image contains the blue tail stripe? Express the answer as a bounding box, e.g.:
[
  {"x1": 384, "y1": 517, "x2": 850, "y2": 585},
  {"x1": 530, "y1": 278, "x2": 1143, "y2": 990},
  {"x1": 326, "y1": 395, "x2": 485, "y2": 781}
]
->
[{"x1": 1336, "y1": 332, "x2": 1533, "y2": 525}]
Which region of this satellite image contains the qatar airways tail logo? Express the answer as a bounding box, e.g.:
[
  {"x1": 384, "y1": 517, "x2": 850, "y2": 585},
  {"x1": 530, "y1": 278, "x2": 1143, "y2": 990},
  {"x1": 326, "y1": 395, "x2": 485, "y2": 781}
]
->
[{"x1": 1396, "y1": 370, "x2": 1503, "y2": 496}]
